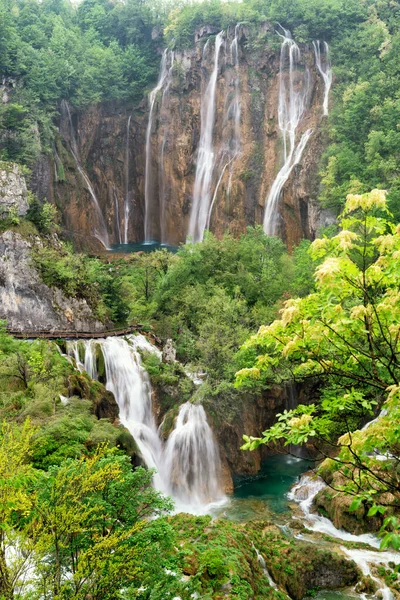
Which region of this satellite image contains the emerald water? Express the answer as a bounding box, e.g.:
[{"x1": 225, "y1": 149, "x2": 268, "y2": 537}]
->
[
  {"x1": 109, "y1": 241, "x2": 178, "y2": 253},
  {"x1": 306, "y1": 593, "x2": 359, "y2": 600},
  {"x1": 233, "y1": 454, "x2": 312, "y2": 512}
]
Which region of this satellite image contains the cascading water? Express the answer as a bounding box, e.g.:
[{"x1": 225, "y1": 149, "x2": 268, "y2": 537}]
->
[
  {"x1": 188, "y1": 31, "x2": 224, "y2": 243},
  {"x1": 289, "y1": 475, "x2": 399, "y2": 599},
  {"x1": 124, "y1": 115, "x2": 131, "y2": 244},
  {"x1": 313, "y1": 40, "x2": 332, "y2": 116},
  {"x1": 113, "y1": 185, "x2": 122, "y2": 244},
  {"x1": 61, "y1": 100, "x2": 110, "y2": 249},
  {"x1": 159, "y1": 52, "x2": 175, "y2": 244},
  {"x1": 163, "y1": 402, "x2": 225, "y2": 508},
  {"x1": 263, "y1": 27, "x2": 312, "y2": 236},
  {"x1": 144, "y1": 50, "x2": 169, "y2": 243},
  {"x1": 67, "y1": 336, "x2": 224, "y2": 512},
  {"x1": 205, "y1": 24, "x2": 243, "y2": 231}
]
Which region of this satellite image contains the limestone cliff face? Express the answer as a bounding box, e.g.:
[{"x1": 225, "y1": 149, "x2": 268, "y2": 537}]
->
[
  {"x1": 0, "y1": 231, "x2": 105, "y2": 332},
  {"x1": 0, "y1": 163, "x2": 29, "y2": 218},
  {"x1": 33, "y1": 23, "x2": 334, "y2": 250}
]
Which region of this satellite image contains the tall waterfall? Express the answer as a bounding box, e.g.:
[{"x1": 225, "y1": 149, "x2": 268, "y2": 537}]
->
[
  {"x1": 188, "y1": 32, "x2": 224, "y2": 243},
  {"x1": 205, "y1": 25, "x2": 243, "y2": 231},
  {"x1": 113, "y1": 185, "x2": 122, "y2": 244},
  {"x1": 61, "y1": 100, "x2": 110, "y2": 249},
  {"x1": 144, "y1": 50, "x2": 169, "y2": 243},
  {"x1": 66, "y1": 336, "x2": 225, "y2": 512},
  {"x1": 263, "y1": 27, "x2": 312, "y2": 236},
  {"x1": 159, "y1": 52, "x2": 175, "y2": 244},
  {"x1": 124, "y1": 115, "x2": 131, "y2": 244},
  {"x1": 313, "y1": 41, "x2": 332, "y2": 116}
]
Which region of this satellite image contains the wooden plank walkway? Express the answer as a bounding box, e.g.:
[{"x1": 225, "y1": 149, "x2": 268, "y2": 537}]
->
[{"x1": 7, "y1": 326, "x2": 142, "y2": 340}]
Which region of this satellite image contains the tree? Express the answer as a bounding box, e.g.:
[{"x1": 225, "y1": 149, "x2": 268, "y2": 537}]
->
[
  {"x1": 237, "y1": 190, "x2": 400, "y2": 548},
  {"x1": 0, "y1": 420, "x2": 37, "y2": 599}
]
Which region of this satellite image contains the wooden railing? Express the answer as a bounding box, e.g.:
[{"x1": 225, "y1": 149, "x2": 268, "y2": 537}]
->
[{"x1": 6, "y1": 326, "x2": 142, "y2": 340}]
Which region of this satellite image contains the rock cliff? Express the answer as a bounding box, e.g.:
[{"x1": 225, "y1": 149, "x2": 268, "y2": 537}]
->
[
  {"x1": 0, "y1": 162, "x2": 29, "y2": 218},
  {"x1": 0, "y1": 230, "x2": 105, "y2": 332},
  {"x1": 32, "y1": 24, "x2": 335, "y2": 250}
]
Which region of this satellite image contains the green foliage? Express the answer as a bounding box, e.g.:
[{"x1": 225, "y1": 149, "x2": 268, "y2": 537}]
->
[
  {"x1": 27, "y1": 197, "x2": 59, "y2": 234},
  {"x1": 237, "y1": 190, "x2": 400, "y2": 548}
]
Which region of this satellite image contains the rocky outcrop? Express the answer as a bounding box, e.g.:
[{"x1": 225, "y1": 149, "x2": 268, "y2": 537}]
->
[
  {"x1": 32, "y1": 23, "x2": 334, "y2": 250},
  {"x1": 0, "y1": 162, "x2": 29, "y2": 218},
  {"x1": 0, "y1": 230, "x2": 105, "y2": 332}
]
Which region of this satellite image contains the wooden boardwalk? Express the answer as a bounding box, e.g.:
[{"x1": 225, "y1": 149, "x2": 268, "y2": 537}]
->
[{"x1": 7, "y1": 326, "x2": 142, "y2": 340}]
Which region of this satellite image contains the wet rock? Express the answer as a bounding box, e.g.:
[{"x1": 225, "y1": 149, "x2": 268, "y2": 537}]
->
[
  {"x1": 47, "y1": 27, "x2": 333, "y2": 250},
  {"x1": 93, "y1": 390, "x2": 119, "y2": 421},
  {"x1": 314, "y1": 471, "x2": 383, "y2": 534},
  {"x1": 0, "y1": 162, "x2": 29, "y2": 217},
  {"x1": 355, "y1": 575, "x2": 377, "y2": 594}
]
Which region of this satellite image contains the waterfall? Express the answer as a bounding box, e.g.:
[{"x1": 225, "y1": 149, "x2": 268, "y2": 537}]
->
[
  {"x1": 188, "y1": 31, "x2": 224, "y2": 243},
  {"x1": 144, "y1": 50, "x2": 169, "y2": 243},
  {"x1": 67, "y1": 336, "x2": 225, "y2": 512},
  {"x1": 263, "y1": 27, "x2": 312, "y2": 236},
  {"x1": 113, "y1": 185, "x2": 122, "y2": 245},
  {"x1": 124, "y1": 115, "x2": 131, "y2": 244},
  {"x1": 312, "y1": 40, "x2": 332, "y2": 116},
  {"x1": 61, "y1": 100, "x2": 110, "y2": 249},
  {"x1": 289, "y1": 475, "x2": 399, "y2": 599},
  {"x1": 205, "y1": 24, "x2": 243, "y2": 231},
  {"x1": 252, "y1": 544, "x2": 277, "y2": 589},
  {"x1": 159, "y1": 52, "x2": 175, "y2": 244},
  {"x1": 164, "y1": 402, "x2": 224, "y2": 508}
]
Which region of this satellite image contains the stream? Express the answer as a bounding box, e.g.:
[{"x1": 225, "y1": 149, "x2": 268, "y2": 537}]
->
[{"x1": 65, "y1": 335, "x2": 399, "y2": 600}]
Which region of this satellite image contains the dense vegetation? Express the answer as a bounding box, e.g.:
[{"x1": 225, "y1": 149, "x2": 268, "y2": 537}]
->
[
  {"x1": 1, "y1": 0, "x2": 400, "y2": 596},
  {"x1": 1, "y1": 0, "x2": 400, "y2": 220},
  {"x1": 238, "y1": 190, "x2": 400, "y2": 549}
]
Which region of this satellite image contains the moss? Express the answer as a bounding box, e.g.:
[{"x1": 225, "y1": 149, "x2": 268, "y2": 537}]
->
[{"x1": 161, "y1": 516, "x2": 359, "y2": 600}]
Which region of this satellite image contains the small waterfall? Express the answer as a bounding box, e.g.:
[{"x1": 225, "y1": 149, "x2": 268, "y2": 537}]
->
[
  {"x1": 313, "y1": 40, "x2": 332, "y2": 116},
  {"x1": 263, "y1": 27, "x2": 312, "y2": 236},
  {"x1": 188, "y1": 31, "x2": 224, "y2": 243},
  {"x1": 164, "y1": 402, "x2": 225, "y2": 508},
  {"x1": 61, "y1": 100, "x2": 110, "y2": 249},
  {"x1": 289, "y1": 475, "x2": 399, "y2": 599},
  {"x1": 113, "y1": 185, "x2": 122, "y2": 245},
  {"x1": 144, "y1": 50, "x2": 169, "y2": 243},
  {"x1": 124, "y1": 115, "x2": 131, "y2": 244},
  {"x1": 252, "y1": 544, "x2": 277, "y2": 589},
  {"x1": 66, "y1": 336, "x2": 224, "y2": 512}
]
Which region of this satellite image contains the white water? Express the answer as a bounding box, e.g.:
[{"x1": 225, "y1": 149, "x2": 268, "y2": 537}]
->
[
  {"x1": 188, "y1": 32, "x2": 224, "y2": 243},
  {"x1": 67, "y1": 336, "x2": 224, "y2": 513},
  {"x1": 313, "y1": 40, "x2": 332, "y2": 116},
  {"x1": 124, "y1": 115, "x2": 131, "y2": 244},
  {"x1": 252, "y1": 543, "x2": 277, "y2": 588},
  {"x1": 144, "y1": 50, "x2": 169, "y2": 242},
  {"x1": 289, "y1": 474, "x2": 399, "y2": 599},
  {"x1": 164, "y1": 402, "x2": 225, "y2": 509},
  {"x1": 263, "y1": 27, "x2": 312, "y2": 236},
  {"x1": 61, "y1": 100, "x2": 110, "y2": 249},
  {"x1": 113, "y1": 185, "x2": 122, "y2": 244},
  {"x1": 159, "y1": 52, "x2": 175, "y2": 244}
]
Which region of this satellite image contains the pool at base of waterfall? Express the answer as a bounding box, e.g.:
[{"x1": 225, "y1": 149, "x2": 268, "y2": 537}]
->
[
  {"x1": 230, "y1": 454, "x2": 312, "y2": 516},
  {"x1": 305, "y1": 592, "x2": 360, "y2": 600},
  {"x1": 108, "y1": 241, "x2": 178, "y2": 253}
]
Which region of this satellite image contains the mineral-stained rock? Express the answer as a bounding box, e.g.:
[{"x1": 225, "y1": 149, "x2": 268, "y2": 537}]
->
[
  {"x1": 0, "y1": 162, "x2": 29, "y2": 217},
  {"x1": 0, "y1": 230, "x2": 105, "y2": 332},
  {"x1": 32, "y1": 25, "x2": 335, "y2": 251}
]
